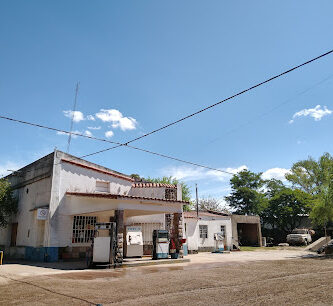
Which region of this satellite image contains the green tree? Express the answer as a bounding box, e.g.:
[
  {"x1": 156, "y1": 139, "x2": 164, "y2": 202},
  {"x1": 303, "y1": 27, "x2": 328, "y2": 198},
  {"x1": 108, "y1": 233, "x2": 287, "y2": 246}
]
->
[
  {"x1": 0, "y1": 179, "x2": 18, "y2": 228},
  {"x1": 130, "y1": 173, "x2": 141, "y2": 181},
  {"x1": 286, "y1": 153, "x2": 333, "y2": 232},
  {"x1": 264, "y1": 188, "x2": 313, "y2": 233},
  {"x1": 225, "y1": 170, "x2": 267, "y2": 215},
  {"x1": 310, "y1": 177, "x2": 333, "y2": 229},
  {"x1": 265, "y1": 179, "x2": 286, "y2": 198},
  {"x1": 145, "y1": 176, "x2": 192, "y2": 211},
  {"x1": 286, "y1": 153, "x2": 333, "y2": 195}
]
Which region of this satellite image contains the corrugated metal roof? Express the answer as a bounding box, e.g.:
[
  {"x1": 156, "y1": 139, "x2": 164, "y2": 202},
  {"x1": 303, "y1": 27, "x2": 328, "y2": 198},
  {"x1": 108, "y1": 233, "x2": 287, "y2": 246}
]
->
[
  {"x1": 66, "y1": 191, "x2": 188, "y2": 204},
  {"x1": 184, "y1": 211, "x2": 230, "y2": 219}
]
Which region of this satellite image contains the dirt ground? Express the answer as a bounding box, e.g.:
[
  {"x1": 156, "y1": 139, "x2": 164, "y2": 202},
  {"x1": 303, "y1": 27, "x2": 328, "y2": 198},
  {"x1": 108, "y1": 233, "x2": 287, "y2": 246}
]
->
[{"x1": 1, "y1": 250, "x2": 333, "y2": 305}]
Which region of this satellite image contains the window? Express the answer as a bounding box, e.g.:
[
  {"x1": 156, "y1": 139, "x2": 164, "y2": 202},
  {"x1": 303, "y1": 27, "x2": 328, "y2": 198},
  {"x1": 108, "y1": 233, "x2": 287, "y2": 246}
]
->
[
  {"x1": 199, "y1": 225, "x2": 208, "y2": 239},
  {"x1": 165, "y1": 188, "x2": 177, "y2": 200},
  {"x1": 220, "y1": 225, "x2": 226, "y2": 238},
  {"x1": 96, "y1": 181, "x2": 109, "y2": 193},
  {"x1": 72, "y1": 216, "x2": 97, "y2": 244}
]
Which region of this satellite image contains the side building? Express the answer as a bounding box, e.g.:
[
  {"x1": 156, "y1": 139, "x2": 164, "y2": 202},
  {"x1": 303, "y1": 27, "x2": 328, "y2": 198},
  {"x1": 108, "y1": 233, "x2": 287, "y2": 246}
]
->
[{"x1": 184, "y1": 211, "x2": 262, "y2": 252}]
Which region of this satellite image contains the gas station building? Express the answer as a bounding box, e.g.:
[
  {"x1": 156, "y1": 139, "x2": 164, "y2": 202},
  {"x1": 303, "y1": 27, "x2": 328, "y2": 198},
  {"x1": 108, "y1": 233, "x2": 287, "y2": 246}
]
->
[{"x1": 0, "y1": 150, "x2": 186, "y2": 262}]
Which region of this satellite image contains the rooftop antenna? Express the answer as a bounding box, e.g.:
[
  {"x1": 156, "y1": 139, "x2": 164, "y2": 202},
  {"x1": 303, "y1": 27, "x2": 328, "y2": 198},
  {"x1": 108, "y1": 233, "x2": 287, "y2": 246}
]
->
[
  {"x1": 67, "y1": 82, "x2": 80, "y2": 153},
  {"x1": 196, "y1": 183, "x2": 199, "y2": 218}
]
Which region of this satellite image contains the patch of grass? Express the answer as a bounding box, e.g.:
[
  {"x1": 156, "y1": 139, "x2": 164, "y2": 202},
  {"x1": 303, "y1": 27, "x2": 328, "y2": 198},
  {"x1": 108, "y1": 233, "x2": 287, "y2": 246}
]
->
[
  {"x1": 239, "y1": 246, "x2": 278, "y2": 251},
  {"x1": 239, "y1": 246, "x2": 305, "y2": 251}
]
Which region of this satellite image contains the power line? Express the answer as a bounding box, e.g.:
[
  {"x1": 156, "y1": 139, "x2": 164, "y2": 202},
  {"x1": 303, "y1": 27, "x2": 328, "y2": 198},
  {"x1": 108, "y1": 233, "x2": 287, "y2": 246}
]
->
[
  {"x1": 0, "y1": 115, "x2": 234, "y2": 175},
  {"x1": 0, "y1": 115, "x2": 122, "y2": 145},
  {"x1": 204, "y1": 73, "x2": 333, "y2": 147},
  {"x1": 77, "y1": 49, "x2": 333, "y2": 157},
  {"x1": 126, "y1": 145, "x2": 234, "y2": 175}
]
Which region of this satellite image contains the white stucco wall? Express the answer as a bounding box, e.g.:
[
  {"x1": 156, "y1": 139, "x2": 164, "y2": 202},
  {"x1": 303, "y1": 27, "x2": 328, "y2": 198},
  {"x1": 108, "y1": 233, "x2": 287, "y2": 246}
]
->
[
  {"x1": 126, "y1": 214, "x2": 165, "y2": 225},
  {"x1": 48, "y1": 151, "x2": 134, "y2": 247},
  {"x1": 0, "y1": 177, "x2": 52, "y2": 248},
  {"x1": 184, "y1": 216, "x2": 232, "y2": 251}
]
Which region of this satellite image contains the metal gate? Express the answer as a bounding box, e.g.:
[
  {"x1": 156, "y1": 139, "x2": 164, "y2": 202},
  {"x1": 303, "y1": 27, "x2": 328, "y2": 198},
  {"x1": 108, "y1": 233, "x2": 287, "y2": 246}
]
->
[{"x1": 129, "y1": 222, "x2": 164, "y2": 245}]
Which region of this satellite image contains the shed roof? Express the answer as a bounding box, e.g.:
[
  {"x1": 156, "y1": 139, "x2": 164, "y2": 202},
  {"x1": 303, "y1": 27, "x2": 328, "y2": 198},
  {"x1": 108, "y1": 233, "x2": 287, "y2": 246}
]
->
[{"x1": 184, "y1": 211, "x2": 230, "y2": 219}]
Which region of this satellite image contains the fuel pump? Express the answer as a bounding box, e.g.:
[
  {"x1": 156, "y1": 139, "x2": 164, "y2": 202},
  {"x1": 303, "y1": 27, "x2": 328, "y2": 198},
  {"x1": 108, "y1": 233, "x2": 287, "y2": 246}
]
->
[
  {"x1": 152, "y1": 230, "x2": 169, "y2": 259},
  {"x1": 87, "y1": 222, "x2": 120, "y2": 268}
]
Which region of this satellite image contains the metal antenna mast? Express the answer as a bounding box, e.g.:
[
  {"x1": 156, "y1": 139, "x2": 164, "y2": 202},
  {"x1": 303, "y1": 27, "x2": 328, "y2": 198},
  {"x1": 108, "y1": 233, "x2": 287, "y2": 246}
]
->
[
  {"x1": 67, "y1": 82, "x2": 80, "y2": 153},
  {"x1": 196, "y1": 184, "x2": 199, "y2": 218}
]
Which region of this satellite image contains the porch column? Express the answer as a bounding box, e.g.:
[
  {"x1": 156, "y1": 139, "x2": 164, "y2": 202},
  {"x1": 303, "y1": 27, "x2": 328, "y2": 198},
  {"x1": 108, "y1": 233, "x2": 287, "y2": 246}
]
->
[
  {"x1": 170, "y1": 213, "x2": 184, "y2": 257},
  {"x1": 115, "y1": 210, "x2": 124, "y2": 264}
]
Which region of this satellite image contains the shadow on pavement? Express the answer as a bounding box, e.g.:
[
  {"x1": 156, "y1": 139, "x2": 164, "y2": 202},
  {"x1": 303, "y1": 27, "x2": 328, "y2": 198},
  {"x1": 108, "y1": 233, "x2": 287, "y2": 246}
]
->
[{"x1": 3, "y1": 259, "x2": 87, "y2": 270}]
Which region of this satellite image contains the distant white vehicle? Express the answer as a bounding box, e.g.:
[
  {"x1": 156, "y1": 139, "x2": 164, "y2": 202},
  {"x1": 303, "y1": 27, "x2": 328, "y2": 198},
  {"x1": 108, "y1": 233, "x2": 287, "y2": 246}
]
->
[{"x1": 286, "y1": 229, "x2": 312, "y2": 246}]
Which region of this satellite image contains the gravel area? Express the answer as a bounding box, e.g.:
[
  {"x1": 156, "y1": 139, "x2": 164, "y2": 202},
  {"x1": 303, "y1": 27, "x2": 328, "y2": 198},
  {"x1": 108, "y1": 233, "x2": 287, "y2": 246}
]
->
[{"x1": 0, "y1": 249, "x2": 332, "y2": 305}]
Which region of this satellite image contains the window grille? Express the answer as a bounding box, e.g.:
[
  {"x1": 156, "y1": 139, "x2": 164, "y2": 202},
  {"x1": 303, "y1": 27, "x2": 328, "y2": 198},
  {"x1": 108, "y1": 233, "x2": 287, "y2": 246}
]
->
[
  {"x1": 130, "y1": 223, "x2": 163, "y2": 245},
  {"x1": 72, "y1": 216, "x2": 97, "y2": 244},
  {"x1": 199, "y1": 225, "x2": 208, "y2": 239},
  {"x1": 165, "y1": 188, "x2": 176, "y2": 200},
  {"x1": 96, "y1": 181, "x2": 109, "y2": 193}
]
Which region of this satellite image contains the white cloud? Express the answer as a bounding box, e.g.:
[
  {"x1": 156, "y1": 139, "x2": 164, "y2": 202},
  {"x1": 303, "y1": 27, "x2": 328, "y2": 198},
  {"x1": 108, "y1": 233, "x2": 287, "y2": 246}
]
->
[
  {"x1": 63, "y1": 110, "x2": 85, "y2": 122},
  {"x1": 87, "y1": 126, "x2": 101, "y2": 130},
  {"x1": 95, "y1": 109, "x2": 137, "y2": 131},
  {"x1": 56, "y1": 130, "x2": 81, "y2": 139},
  {"x1": 86, "y1": 115, "x2": 95, "y2": 121},
  {"x1": 163, "y1": 164, "x2": 291, "y2": 184},
  {"x1": 261, "y1": 167, "x2": 290, "y2": 181},
  {"x1": 84, "y1": 130, "x2": 93, "y2": 137},
  {"x1": 105, "y1": 130, "x2": 114, "y2": 138},
  {"x1": 289, "y1": 105, "x2": 332, "y2": 123},
  {"x1": 162, "y1": 165, "x2": 247, "y2": 182}
]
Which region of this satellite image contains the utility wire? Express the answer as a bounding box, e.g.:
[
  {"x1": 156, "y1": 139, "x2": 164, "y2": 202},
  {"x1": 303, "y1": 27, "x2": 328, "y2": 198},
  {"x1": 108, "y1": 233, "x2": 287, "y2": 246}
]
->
[
  {"x1": 0, "y1": 115, "x2": 122, "y2": 145},
  {"x1": 205, "y1": 73, "x2": 333, "y2": 146},
  {"x1": 0, "y1": 115, "x2": 234, "y2": 175},
  {"x1": 76, "y1": 49, "x2": 333, "y2": 157}
]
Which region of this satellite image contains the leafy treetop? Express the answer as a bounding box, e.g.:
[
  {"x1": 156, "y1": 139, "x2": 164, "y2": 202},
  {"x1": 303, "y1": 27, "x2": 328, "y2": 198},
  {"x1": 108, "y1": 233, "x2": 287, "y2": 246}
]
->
[{"x1": 0, "y1": 179, "x2": 18, "y2": 228}]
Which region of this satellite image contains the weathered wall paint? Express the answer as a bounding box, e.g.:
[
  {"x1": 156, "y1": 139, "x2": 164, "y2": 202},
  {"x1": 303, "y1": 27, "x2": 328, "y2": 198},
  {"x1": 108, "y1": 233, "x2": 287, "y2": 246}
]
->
[{"x1": 184, "y1": 216, "x2": 232, "y2": 251}]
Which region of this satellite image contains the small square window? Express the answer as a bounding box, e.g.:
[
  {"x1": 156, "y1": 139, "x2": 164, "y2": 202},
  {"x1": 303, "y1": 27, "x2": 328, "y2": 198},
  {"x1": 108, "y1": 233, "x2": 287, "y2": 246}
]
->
[{"x1": 96, "y1": 181, "x2": 109, "y2": 193}]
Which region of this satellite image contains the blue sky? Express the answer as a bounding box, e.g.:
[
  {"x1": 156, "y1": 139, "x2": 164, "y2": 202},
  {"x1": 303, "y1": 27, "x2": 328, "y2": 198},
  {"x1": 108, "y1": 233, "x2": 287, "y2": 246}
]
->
[{"x1": 1, "y1": 1, "x2": 333, "y2": 202}]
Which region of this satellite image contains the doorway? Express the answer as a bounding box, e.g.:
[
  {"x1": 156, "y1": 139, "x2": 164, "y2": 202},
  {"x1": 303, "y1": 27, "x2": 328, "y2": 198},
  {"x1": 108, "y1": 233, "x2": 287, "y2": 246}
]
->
[{"x1": 10, "y1": 223, "x2": 18, "y2": 246}]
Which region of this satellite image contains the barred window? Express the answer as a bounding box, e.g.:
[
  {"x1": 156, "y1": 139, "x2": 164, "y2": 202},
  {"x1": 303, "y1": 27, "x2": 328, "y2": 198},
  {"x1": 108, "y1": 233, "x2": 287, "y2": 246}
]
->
[
  {"x1": 165, "y1": 188, "x2": 176, "y2": 200},
  {"x1": 220, "y1": 225, "x2": 226, "y2": 238},
  {"x1": 199, "y1": 225, "x2": 208, "y2": 239},
  {"x1": 72, "y1": 216, "x2": 97, "y2": 244}
]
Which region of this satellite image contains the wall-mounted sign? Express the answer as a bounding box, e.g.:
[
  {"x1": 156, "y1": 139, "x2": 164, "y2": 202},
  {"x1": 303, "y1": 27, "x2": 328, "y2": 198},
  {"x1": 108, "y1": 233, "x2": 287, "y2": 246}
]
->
[{"x1": 37, "y1": 208, "x2": 49, "y2": 220}]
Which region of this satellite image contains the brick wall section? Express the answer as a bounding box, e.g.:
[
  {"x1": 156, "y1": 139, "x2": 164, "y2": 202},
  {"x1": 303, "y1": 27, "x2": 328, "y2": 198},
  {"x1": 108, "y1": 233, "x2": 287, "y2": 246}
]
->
[{"x1": 116, "y1": 210, "x2": 124, "y2": 264}]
